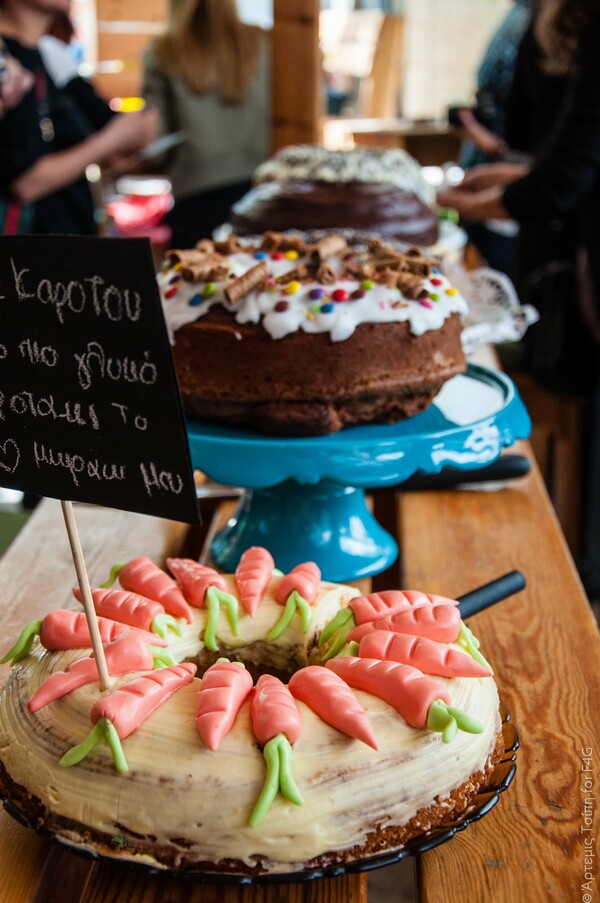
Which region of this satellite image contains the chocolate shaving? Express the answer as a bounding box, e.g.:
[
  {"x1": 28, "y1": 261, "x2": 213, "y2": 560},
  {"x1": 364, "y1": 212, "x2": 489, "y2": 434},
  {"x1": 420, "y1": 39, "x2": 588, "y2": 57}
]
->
[
  {"x1": 214, "y1": 235, "x2": 244, "y2": 255},
  {"x1": 260, "y1": 231, "x2": 283, "y2": 251},
  {"x1": 194, "y1": 239, "x2": 215, "y2": 254},
  {"x1": 398, "y1": 255, "x2": 433, "y2": 277},
  {"x1": 276, "y1": 265, "x2": 309, "y2": 284},
  {"x1": 396, "y1": 272, "x2": 426, "y2": 299},
  {"x1": 223, "y1": 260, "x2": 269, "y2": 305},
  {"x1": 373, "y1": 256, "x2": 403, "y2": 271},
  {"x1": 165, "y1": 248, "x2": 210, "y2": 267},
  {"x1": 343, "y1": 262, "x2": 376, "y2": 281},
  {"x1": 181, "y1": 263, "x2": 229, "y2": 283},
  {"x1": 278, "y1": 236, "x2": 308, "y2": 253},
  {"x1": 379, "y1": 268, "x2": 400, "y2": 288},
  {"x1": 315, "y1": 263, "x2": 337, "y2": 285},
  {"x1": 310, "y1": 234, "x2": 348, "y2": 261}
]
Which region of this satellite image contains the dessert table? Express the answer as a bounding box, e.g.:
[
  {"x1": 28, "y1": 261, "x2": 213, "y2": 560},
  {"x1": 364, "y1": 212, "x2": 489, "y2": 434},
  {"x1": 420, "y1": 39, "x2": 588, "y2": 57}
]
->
[{"x1": 1, "y1": 428, "x2": 599, "y2": 901}]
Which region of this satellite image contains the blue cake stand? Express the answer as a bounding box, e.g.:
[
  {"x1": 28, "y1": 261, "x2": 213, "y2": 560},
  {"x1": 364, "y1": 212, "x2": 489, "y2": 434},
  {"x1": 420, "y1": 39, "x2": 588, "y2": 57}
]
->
[{"x1": 186, "y1": 364, "x2": 531, "y2": 582}]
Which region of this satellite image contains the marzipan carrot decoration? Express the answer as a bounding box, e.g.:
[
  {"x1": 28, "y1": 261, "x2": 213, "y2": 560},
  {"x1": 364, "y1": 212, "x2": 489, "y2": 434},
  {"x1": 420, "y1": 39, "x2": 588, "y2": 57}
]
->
[
  {"x1": 268, "y1": 561, "x2": 321, "y2": 641},
  {"x1": 326, "y1": 657, "x2": 484, "y2": 743},
  {"x1": 288, "y1": 666, "x2": 378, "y2": 749},
  {"x1": 320, "y1": 590, "x2": 458, "y2": 661},
  {"x1": 234, "y1": 546, "x2": 275, "y2": 617},
  {"x1": 345, "y1": 608, "x2": 491, "y2": 671},
  {"x1": 103, "y1": 556, "x2": 193, "y2": 623},
  {"x1": 356, "y1": 630, "x2": 493, "y2": 679},
  {"x1": 60, "y1": 662, "x2": 197, "y2": 773},
  {"x1": 166, "y1": 558, "x2": 238, "y2": 653},
  {"x1": 196, "y1": 658, "x2": 254, "y2": 750},
  {"x1": 248, "y1": 674, "x2": 303, "y2": 826},
  {"x1": 28, "y1": 633, "x2": 176, "y2": 713},
  {"x1": 0, "y1": 609, "x2": 167, "y2": 666},
  {"x1": 73, "y1": 587, "x2": 181, "y2": 640}
]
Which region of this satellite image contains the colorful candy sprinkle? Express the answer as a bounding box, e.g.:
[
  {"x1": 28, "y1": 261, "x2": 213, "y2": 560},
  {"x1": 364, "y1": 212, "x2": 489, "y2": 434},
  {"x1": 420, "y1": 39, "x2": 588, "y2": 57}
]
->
[
  {"x1": 284, "y1": 250, "x2": 299, "y2": 260},
  {"x1": 271, "y1": 251, "x2": 284, "y2": 260},
  {"x1": 360, "y1": 280, "x2": 374, "y2": 290},
  {"x1": 284, "y1": 281, "x2": 301, "y2": 295},
  {"x1": 169, "y1": 274, "x2": 181, "y2": 285},
  {"x1": 309, "y1": 287, "x2": 325, "y2": 300},
  {"x1": 311, "y1": 303, "x2": 321, "y2": 312},
  {"x1": 274, "y1": 301, "x2": 290, "y2": 312},
  {"x1": 165, "y1": 286, "x2": 178, "y2": 299},
  {"x1": 419, "y1": 299, "x2": 434, "y2": 309},
  {"x1": 320, "y1": 302, "x2": 334, "y2": 314},
  {"x1": 430, "y1": 277, "x2": 443, "y2": 286},
  {"x1": 350, "y1": 289, "x2": 365, "y2": 300},
  {"x1": 429, "y1": 293, "x2": 439, "y2": 302},
  {"x1": 254, "y1": 251, "x2": 268, "y2": 260},
  {"x1": 445, "y1": 287, "x2": 458, "y2": 296},
  {"x1": 203, "y1": 282, "x2": 216, "y2": 299},
  {"x1": 332, "y1": 289, "x2": 349, "y2": 303},
  {"x1": 189, "y1": 293, "x2": 202, "y2": 306}
]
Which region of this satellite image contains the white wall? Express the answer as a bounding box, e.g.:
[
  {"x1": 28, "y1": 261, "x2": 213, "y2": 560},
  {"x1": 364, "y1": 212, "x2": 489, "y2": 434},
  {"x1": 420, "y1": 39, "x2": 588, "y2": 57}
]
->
[{"x1": 402, "y1": 0, "x2": 511, "y2": 120}]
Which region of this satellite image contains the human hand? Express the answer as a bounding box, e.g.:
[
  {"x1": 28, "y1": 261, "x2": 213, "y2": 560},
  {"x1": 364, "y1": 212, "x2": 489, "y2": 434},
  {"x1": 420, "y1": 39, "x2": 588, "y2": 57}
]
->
[
  {"x1": 436, "y1": 185, "x2": 510, "y2": 222},
  {"x1": 102, "y1": 108, "x2": 160, "y2": 159},
  {"x1": 457, "y1": 108, "x2": 507, "y2": 158},
  {"x1": 0, "y1": 48, "x2": 34, "y2": 118},
  {"x1": 460, "y1": 162, "x2": 530, "y2": 192}
]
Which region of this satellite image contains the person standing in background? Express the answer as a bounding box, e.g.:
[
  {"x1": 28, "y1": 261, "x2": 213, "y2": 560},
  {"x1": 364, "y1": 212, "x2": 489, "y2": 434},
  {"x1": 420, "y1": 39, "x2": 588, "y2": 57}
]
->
[
  {"x1": 142, "y1": 0, "x2": 270, "y2": 248},
  {"x1": 450, "y1": 0, "x2": 533, "y2": 279},
  {"x1": 0, "y1": 0, "x2": 158, "y2": 236},
  {"x1": 438, "y1": 0, "x2": 600, "y2": 598},
  {"x1": 438, "y1": 0, "x2": 600, "y2": 390}
]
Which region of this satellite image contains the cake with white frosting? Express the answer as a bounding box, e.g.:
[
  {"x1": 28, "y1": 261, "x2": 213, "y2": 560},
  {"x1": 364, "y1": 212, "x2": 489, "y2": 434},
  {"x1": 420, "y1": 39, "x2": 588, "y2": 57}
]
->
[
  {"x1": 0, "y1": 549, "x2": 503, "y2": 877},
  {"x1": 229, "y1": 145, "x2": 439, "y2": 247},
  {"x1": 160, "y1": 231, "x2": 468, "y2": 436}
]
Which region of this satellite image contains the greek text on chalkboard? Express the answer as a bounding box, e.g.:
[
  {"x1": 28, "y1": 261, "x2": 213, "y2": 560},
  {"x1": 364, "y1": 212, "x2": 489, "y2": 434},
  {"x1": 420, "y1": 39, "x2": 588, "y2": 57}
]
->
[{"x1": 0, "y1": 236, "x2": 199, "y2": 524}]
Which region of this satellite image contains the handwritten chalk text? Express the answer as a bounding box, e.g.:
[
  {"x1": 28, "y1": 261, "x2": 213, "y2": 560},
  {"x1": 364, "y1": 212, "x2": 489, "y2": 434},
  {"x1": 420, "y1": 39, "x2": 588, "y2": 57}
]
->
[
  {"x1": 140, "y1": 462, "x2": 185, "y2": 497},
  {"x1": 74, "y1": 341, "x2": 158, "y2": 391},
  {"x1": 1, "y1": 391, "x2": 100, "y2": 429},
  {"x1": 34, "y1": 442, "x2": 126, "y2": 488},
  {"x1": 11, "y1": 259, "x2": 142, "y2": 325}
]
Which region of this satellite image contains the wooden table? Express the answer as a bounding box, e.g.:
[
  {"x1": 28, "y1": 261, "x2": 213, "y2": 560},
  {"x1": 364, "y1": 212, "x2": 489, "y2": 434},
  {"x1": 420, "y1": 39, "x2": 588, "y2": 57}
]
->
[{"x1": 1, "y1": 435, "x2": 599, "y2": 901}]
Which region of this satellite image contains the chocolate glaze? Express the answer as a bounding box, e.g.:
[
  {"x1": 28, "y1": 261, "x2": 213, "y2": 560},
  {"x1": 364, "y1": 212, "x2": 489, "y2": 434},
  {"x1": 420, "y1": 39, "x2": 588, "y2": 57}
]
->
[{"x1": 229, "y1": 180, "x2": 439, "y2": 247}]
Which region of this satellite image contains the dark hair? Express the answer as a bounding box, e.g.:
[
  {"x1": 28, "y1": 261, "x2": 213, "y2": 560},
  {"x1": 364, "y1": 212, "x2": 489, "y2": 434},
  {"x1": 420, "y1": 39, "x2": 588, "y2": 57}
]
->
[{"x1": 535, "y1": 0, "x2": 597, "y2": 74}]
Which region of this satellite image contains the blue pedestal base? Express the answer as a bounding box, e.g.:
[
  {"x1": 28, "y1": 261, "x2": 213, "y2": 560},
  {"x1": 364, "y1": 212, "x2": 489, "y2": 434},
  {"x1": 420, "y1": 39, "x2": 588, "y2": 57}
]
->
[
  {"x1": 211, "y1": 479, "x2": 398, "y2": 583},
  {"x1": 188, "y1": 365, "x2": 531, "y2": 583}
]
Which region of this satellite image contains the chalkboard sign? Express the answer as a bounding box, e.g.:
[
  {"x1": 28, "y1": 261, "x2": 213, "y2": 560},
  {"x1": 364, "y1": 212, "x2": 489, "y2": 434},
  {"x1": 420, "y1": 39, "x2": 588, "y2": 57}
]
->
[{"x1": 0, "y1": 235, "x2": 199, "y2": 524}]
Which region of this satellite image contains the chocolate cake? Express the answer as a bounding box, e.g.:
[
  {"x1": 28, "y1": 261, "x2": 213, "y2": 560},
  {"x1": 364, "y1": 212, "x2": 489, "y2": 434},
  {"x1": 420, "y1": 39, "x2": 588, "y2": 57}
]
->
[
  {"x1": 160, "y1": 231, "x2": 468, "y2": 436},
  {"x1": 228, "y1": 145, "x2": 439, "y2": 246}
]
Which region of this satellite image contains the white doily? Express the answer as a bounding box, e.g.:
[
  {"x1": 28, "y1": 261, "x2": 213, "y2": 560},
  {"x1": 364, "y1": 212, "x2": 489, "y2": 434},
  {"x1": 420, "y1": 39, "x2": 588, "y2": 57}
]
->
[{"x1": 441, "y1": 262, "x2": 539, "y2": 354}]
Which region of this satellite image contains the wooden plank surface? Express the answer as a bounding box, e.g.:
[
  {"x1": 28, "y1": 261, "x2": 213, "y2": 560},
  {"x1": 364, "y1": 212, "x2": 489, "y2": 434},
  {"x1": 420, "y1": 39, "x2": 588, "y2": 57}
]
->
[
  {"x1": 397, "y1": 444, "x2": 600, "y2": 902},
  {"x1": 0, "y1": 500, "x2": 366, "y2": 902}
]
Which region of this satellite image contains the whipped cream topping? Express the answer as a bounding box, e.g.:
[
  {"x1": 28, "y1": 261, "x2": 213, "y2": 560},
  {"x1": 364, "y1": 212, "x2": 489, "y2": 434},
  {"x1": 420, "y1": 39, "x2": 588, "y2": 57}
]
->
[
  {"x1": 253, "y1": 145, "x2": 436, "y2": 206},
  {"x1": 0, "y1": 574, "x2": 500, "y2": 874},
  {"x1": 159, "y1": 247, "x2": 468, "y2": 344}
]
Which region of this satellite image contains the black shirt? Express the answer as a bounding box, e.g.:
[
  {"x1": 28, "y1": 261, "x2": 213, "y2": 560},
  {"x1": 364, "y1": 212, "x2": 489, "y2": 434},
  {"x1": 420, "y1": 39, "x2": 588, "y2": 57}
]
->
[
  {"x1": 0, "y1": 36, "x2": 114, "y2": 235},
  {"x1": 502, "y1": 18, "x2": 600, "y2": 298}
]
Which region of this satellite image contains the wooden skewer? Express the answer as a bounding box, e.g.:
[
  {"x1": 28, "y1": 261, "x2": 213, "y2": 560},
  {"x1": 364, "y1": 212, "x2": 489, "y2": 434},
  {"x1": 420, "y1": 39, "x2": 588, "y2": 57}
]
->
[{"x1": 60, "y1": 500, "x2": 110, "y2": 691}]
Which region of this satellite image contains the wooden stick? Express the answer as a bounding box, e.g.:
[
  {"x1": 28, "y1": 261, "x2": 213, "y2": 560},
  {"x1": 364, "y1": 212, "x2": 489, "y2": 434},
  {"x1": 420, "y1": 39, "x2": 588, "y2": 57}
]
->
[{"x1": 60, "y1": 500, "x2": 110, "y2": 691}]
